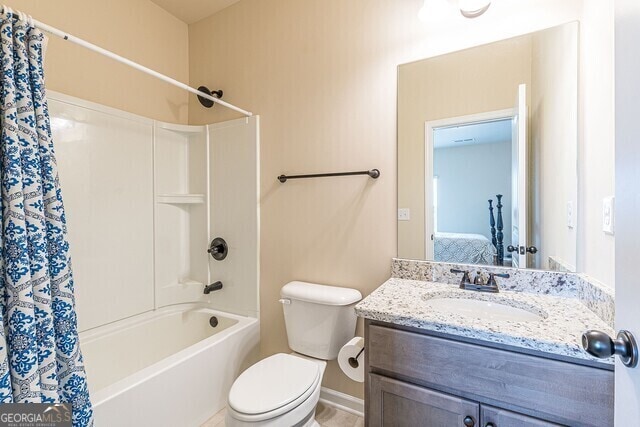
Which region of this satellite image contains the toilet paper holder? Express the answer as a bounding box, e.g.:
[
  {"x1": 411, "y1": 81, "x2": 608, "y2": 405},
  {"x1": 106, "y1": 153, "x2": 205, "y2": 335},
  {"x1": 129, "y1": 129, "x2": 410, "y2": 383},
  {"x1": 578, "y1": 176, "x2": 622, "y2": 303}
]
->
[{"x1": 348, "y1": 347, "x2": 365, "y2": 369}]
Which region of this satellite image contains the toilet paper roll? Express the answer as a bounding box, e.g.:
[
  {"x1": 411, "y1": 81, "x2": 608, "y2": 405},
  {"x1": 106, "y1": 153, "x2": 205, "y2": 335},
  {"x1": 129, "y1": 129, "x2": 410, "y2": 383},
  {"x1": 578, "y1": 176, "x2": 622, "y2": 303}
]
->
[{"x1": 338, "y1": 337, "x2": 365, "y2": 383}]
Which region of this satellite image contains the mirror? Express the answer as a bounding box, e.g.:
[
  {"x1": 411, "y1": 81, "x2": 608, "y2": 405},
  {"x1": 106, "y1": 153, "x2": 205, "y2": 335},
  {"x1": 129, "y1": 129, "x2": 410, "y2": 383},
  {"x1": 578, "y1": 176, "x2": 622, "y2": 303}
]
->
[{"x1": 398, "y1": 22, "x2": 578, "y2": 271}]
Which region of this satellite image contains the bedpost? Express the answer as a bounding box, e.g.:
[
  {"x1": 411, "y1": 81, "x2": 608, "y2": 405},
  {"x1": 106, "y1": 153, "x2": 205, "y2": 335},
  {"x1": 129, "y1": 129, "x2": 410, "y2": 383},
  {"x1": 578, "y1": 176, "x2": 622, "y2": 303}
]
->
[
  {"x1": 496, "y1": 194, "x2": 504, "y2": 266},
  {"x1": 488, "y1": 199, "x2": 497, "y2": 249}
]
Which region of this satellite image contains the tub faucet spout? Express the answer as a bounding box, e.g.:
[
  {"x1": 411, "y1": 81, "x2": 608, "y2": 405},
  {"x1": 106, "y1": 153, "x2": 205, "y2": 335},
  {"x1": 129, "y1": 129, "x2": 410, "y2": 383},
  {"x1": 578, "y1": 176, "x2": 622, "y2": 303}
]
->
[{"x1": 204, "y1": 281, "x2": 223, "y2": 294}]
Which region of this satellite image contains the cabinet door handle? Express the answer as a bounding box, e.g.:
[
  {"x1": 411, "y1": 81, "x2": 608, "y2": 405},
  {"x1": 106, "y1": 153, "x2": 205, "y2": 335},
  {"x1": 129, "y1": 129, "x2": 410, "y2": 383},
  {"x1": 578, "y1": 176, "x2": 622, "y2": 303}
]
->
[
  {"x1": 485, "y1": 423, "x2": 496, "y2": 427},
  {"x1": 463, "y1": 416, "x2": 475, "y2": 427}
]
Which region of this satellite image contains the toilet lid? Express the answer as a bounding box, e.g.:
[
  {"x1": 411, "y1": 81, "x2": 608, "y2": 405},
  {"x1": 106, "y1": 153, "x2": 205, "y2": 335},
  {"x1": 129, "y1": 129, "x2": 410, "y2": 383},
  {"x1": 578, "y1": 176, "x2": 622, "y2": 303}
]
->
[{"x1": 228, "y1": 353, "x2": 320, "y2": 415}]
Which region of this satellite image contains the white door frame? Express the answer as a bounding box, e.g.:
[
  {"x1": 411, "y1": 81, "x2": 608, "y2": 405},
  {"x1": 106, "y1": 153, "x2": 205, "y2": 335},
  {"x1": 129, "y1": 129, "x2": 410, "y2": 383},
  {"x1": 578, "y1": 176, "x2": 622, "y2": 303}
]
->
[
  {"x1": 424, "y1": 108, "x2": 514, "y2": 260},
  {"x1": 512, "y1": 84, "x2": 529, "y2": 268}
]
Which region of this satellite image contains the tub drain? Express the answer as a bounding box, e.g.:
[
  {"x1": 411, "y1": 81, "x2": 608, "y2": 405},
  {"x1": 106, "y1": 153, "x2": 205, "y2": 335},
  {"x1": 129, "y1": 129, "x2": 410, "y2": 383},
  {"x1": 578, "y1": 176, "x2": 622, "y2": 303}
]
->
[{"x1": 209, "y1": 316, "x2": 219, "y2": 328}]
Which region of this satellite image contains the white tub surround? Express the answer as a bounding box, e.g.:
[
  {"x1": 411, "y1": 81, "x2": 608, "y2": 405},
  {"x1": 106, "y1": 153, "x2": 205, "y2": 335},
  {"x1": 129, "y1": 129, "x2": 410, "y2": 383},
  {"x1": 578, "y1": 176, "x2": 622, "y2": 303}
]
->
[
  {"x1": 50, "y1": 92, "x2": 261, "y2": 427},
  {"x1": 51, "y1": 92, "x2": 260, "y2": 331},
  {"x1": 82, "y1": 304, "x2": 259, "y2": 427}
]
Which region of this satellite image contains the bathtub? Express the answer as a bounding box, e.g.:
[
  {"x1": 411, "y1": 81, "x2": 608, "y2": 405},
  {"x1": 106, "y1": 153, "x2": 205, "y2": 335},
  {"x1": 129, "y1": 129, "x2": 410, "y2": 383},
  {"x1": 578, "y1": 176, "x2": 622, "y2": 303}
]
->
[{"x1": 80, "y1": 304, "x2": 260, "y2": 427}]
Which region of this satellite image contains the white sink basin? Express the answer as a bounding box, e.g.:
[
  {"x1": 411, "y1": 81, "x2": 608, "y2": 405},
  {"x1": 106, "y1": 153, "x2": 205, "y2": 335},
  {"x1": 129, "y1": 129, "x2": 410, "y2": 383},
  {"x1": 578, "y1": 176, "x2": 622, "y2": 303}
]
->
[{"x1": 424, "y1": 297, "x2": 545, "y2": 322}]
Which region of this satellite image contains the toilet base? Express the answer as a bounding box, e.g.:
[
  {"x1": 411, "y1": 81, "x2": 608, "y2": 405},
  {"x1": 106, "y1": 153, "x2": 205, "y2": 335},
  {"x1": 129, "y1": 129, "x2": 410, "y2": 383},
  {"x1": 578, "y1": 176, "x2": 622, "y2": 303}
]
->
[{"x1": 298, "y1": 408, "x2": 320, "y2": 427}]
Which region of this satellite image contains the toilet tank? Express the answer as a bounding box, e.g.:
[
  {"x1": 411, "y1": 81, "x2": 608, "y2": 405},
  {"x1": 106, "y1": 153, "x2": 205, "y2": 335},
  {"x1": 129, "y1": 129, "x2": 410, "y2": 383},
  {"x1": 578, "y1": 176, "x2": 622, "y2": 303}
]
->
[{"x1": 280, "y1": 281, "x2": 362, "y2": 360}]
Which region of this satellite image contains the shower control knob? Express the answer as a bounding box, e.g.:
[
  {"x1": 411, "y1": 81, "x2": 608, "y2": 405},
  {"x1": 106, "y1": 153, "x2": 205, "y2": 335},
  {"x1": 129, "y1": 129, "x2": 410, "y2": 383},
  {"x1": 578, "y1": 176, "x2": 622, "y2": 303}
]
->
[
  {"x1": 582, "y1": 330, "x2": 638, "y2": 367},
  {"x1": 208, "y1": 237, "x2": 228, "y2": 261}
]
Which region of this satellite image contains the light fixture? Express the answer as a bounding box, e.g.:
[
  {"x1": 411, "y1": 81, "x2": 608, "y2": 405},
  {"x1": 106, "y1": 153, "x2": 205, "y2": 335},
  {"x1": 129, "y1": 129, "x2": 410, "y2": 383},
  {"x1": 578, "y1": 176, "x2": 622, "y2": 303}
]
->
[{"x1": 458, "y1": 0, "x2": 491, "y2": 18}]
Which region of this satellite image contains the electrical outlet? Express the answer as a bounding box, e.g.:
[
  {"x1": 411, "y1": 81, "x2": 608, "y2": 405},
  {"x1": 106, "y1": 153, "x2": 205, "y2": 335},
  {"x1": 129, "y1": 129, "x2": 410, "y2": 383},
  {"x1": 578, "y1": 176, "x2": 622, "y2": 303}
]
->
[
  {"x1": 567, "y1": 201, "x2": 574, "y2": 229},
  {"x1": 602, "y1": 196, "x2": 615, "y2": 235},
  {"x1": 398, "y1": 208, "x2": 410, "y2": 221}
]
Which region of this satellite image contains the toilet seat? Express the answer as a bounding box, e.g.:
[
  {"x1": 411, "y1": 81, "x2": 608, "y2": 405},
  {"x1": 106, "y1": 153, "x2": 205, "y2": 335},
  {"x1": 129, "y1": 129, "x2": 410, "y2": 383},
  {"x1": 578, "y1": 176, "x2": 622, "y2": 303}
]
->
[{"x1": 228, "y1": 353, "x2": 321, "y2": 422}]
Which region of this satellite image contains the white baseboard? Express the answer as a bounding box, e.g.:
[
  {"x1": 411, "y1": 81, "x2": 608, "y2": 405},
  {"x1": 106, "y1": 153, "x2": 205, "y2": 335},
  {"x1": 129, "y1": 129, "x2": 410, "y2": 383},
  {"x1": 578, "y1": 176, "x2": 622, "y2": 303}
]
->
[{"x1": 319, "y1": 387, "x2": 364, "y2": 418}]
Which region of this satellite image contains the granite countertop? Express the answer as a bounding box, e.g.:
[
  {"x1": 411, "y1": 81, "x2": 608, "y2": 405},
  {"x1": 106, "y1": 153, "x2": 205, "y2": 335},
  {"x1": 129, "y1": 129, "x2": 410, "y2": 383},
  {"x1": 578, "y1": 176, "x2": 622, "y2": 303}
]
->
[{"x1": 356, "y1": 277, "x2": 615, "y2": 365}]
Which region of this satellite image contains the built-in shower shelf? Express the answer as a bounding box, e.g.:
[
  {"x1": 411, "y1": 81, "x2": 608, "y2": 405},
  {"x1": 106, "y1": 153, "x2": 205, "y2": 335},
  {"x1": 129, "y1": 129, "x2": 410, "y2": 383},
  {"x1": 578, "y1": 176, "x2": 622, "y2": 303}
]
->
[
  {"x1": 156, "y1": 122, "x2": 206, "y2": 134},
  {"x1": 156, "y1": 194, "x2": 206, "y2": 204}
]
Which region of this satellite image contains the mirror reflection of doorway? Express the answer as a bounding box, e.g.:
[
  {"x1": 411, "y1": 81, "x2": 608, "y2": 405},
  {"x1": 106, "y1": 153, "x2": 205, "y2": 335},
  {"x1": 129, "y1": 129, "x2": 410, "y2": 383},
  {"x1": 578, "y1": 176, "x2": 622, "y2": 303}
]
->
[
  {"x1": 399, "y1": 22, "x2": 579, "y2": 272},
  {"x1": 426, "y1": 110, "x2": 515, "y2": 266}
]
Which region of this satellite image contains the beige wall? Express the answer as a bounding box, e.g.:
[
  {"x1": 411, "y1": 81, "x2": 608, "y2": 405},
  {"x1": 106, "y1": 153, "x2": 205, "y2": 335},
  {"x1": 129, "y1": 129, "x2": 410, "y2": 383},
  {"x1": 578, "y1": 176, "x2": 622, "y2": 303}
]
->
[
  {"x1": 189, "y1": 0, "x2": 406, "y2": 399},
  {"x1": 10, "y1": 0, "x2": 189, "y2": 124},
  {"x1": 397, "y1": 37, "x2": 532, "y2": 260},
  {"x1": 188, "y1": 0, "x2": 590, "y2": 398},
  {"x1": 577, "y1": 0, "x2": 615, "y2": 286},
  {"x1": 530, "y1": 23, "x2": 579, "y2": 271}
]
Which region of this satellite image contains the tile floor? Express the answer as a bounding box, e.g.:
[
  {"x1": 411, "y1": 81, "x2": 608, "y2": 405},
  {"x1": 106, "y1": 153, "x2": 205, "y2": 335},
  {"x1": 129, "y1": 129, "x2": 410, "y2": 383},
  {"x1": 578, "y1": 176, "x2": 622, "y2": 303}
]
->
[{"x1": 201, "y1": 402, "x2": 364, "y2": 427}]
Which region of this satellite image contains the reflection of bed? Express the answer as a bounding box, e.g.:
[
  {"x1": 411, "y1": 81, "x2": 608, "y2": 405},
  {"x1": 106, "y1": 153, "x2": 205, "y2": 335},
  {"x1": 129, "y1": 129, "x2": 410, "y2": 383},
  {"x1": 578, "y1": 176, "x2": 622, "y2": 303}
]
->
[{"x1": 434, "y1": 232, "x2": 496, "y2": 265}]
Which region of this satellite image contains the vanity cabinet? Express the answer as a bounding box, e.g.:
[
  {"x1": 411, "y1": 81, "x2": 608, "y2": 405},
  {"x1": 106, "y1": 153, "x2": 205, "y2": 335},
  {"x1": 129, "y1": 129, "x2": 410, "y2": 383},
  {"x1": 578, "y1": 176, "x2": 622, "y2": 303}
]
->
[
  {"x1": 480, "y1": 406, "x2": 562, "y2": 427},
  {"x1": 370, "y1": 374, "x2": 479, "y2": 426},
  {"x1": 369, "y1": 375, "x2": 559, "y2": 427},
  {"x1": 364, "y1": 320, "x2": 614, "y2": 427}
]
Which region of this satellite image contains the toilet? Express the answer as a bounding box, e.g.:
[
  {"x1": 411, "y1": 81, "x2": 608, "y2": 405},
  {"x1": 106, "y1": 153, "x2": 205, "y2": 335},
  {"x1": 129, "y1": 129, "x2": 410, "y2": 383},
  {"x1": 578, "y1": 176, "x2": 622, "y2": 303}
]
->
[{"x1": 225, "y1": 281, "x2": 363, "y2": 427}]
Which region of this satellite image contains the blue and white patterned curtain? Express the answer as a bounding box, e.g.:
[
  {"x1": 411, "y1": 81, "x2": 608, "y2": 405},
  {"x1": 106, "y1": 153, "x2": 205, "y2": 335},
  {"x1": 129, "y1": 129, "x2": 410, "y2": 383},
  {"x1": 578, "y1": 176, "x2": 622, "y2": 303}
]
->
[{"x1": 0, "y1": 10, "x2": 93, "y2": 426}]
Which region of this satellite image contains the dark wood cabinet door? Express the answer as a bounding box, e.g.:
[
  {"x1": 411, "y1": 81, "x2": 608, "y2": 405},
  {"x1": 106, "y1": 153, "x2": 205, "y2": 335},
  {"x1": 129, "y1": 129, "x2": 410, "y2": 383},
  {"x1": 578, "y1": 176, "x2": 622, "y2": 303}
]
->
[
  {"x1": 367, "y1": 324, "x2": 613, "y2": 425},
  {"x1": 369, "y1": 374, "x2": 479, "y2": 427},
  {"x1": 480, "y1": 406, "x2": 565, "y2": 427}
]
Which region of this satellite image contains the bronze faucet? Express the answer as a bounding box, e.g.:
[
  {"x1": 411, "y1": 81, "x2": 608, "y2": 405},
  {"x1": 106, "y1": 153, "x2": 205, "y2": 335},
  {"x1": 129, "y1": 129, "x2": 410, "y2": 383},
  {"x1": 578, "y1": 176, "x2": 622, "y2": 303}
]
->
[{"x1": 450, "y1": 269, "x2": 510, "y2": 293}]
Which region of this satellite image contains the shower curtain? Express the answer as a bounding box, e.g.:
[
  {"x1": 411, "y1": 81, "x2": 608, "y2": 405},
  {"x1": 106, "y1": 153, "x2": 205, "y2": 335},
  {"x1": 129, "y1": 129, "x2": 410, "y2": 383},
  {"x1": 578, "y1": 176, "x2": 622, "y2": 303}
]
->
[{"x1": 0, "y1": 11, "x2": 93, "y2": 427}]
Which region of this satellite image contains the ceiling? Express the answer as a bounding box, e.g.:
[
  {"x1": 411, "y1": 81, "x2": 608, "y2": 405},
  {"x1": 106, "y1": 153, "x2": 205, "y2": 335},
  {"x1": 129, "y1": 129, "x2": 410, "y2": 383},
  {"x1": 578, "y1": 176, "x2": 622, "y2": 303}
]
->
[
  {"x1": 150, "y1": 0, "x2": 241, "y2": 24},
  {"x1": 434, "y1": 119, "x2": 512, "y2": 149}
]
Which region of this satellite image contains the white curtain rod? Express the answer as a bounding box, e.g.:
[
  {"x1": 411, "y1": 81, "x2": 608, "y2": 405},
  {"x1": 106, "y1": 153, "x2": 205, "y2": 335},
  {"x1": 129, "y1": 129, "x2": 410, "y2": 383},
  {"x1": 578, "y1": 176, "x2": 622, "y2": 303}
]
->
[{"x1": 2, "y1": 6, "x2": 252, "y2": 117}]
